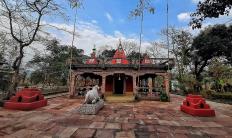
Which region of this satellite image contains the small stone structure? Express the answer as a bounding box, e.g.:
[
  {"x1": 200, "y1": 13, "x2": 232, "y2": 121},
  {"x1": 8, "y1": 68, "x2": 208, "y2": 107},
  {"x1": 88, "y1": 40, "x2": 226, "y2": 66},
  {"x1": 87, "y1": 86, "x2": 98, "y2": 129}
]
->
[
  {"x1": 180, "y1": 94, "x2": 215, "y2": 117},
  {"x1": 4, "y1": 88, "x2": 47, "y2": 110},
  {"x1": 78, "y1": 99, "x2": 104, "y2": 115}
]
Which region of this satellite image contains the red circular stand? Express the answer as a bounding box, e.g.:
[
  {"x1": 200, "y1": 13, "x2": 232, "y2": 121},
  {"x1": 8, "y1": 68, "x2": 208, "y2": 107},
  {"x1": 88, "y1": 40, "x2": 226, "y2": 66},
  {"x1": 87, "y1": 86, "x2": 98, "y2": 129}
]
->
[
  {"x1": 180, "y1": 94, "x2": 215, "y2": 117},
  {"x1": 4, "y1": 88, "x2": 47, "y2": 111}
]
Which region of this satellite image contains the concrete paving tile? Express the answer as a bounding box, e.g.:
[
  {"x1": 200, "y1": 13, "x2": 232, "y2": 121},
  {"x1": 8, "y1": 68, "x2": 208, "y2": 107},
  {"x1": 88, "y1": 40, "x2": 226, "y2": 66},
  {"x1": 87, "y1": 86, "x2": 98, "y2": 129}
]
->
[
  {"x1": 89, "y1": 122, "x2": 105, "y2": 129},
  {"x1": 157, "y1": 132, "x2": 173, "y2": 138},
  {"x1": 134, "y1": 131, "x2": 153, "y2": 138},
  {"x1": 56, "y1": 126, "x2": 78, "y2": 138},
  {"x1": 173, "y1": 127, "x2": 189, "y2": 134},
  {"x1": 26, "y1": 114, "x2": 52, "y2": 122},
  {"x1": 156, "y1": 125, "x2": 171, "y2": 133},
  {"x1": 4, "y1": 129, "x2": 42, "y2": 138},
  {"x1": 94, "y1": 129, "x2": 115, "y2": 138},
  {"x1": 158, "y1": 120, "x2": 180, "y2": 126},
  {"x1": 200, "y1": 128, "x2": 228, "y2": 136},
  {"x1": 173, "y1": 133, "x2": 188, "y2": 138},
  {"x1": 115, "y1": 131, "x2": 135, "y2": 138},
  {"x1": 205, "y1": 122, "x2": 223, "y2": 127},
  {"x1": 105, "y1": 123, "x2": 121, "y2": 130},
  {"x1": 71, "y1": 128, "x2": 96, "y2": 138},
  {"x1": 122, "y1": 123, "x2": 137, "y2": 131}
]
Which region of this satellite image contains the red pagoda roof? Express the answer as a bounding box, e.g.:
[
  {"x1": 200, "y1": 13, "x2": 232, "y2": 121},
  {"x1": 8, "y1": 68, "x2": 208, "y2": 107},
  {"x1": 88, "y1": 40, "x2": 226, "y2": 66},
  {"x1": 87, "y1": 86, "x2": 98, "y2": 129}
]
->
[
  {"x1": 141, "y1": 53, "x2": 152, "y2": 64},
  {"x1": 111, "y1": 40, "x2": 129, "y2": 64}
]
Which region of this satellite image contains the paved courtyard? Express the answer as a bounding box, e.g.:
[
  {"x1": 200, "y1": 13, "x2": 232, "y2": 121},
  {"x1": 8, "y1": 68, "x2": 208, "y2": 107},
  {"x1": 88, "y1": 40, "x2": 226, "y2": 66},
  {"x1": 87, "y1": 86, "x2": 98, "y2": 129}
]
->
[{"x1": 0, "y1": 94, "x2": 231, "y2": 138}]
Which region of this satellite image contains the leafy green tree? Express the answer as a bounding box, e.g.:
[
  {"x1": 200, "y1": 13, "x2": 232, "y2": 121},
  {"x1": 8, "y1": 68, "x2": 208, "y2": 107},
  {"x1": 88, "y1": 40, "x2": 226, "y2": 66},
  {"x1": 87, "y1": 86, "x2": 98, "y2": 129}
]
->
[
  {"x1": 208, "y1": 59, "x2": 232, "y2": 92},
  {"x1": 0, "y1": 0, "x2": 65, "y2": 95},
  {"x1": 30, "y1": 71, "x2": 45, "y2": 86},
  {"x1": 0, "y1": 0, "x2": 83, "y2": 96},
  {"x1": 98, "y1": 49, "x2": 116, "y2": 59},
  {"x1": 191, "y1": 25, "x2": 232, "y2": 81},
  {"x1": 127, "y1": 51, "x2": 142, "y2": 60},
  {"x1": 28, "y1": 39, "x2": 84, "y2": 86},
  {"x1": 190, "y1": 0, "x2": 232, "y2": 29}
]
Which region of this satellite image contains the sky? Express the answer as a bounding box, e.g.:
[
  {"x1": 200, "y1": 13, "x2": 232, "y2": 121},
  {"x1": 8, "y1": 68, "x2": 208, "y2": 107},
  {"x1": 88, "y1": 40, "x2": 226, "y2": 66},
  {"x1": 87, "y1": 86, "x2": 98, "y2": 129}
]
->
[{"x1": 39, "y1": 0, "x2": 232, "y2": 56}]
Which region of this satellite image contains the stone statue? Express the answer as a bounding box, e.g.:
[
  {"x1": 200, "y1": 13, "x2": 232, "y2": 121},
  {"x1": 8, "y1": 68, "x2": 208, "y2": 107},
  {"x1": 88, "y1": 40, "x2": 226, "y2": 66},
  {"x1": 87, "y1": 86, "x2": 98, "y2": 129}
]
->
[{"x1": 84, "y1": 85, "x2": 100, "y2": 104}]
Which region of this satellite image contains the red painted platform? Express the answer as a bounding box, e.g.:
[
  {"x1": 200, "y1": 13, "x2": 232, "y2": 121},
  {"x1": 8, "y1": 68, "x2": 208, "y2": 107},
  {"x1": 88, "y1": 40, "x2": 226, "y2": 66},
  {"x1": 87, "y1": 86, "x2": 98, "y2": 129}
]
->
[
  {"x1": 4, "y1": 88, "x2": 47, "y2": 110},
  {"x1": 180, "y1": 94, "x2": 215, "y2": 117}
]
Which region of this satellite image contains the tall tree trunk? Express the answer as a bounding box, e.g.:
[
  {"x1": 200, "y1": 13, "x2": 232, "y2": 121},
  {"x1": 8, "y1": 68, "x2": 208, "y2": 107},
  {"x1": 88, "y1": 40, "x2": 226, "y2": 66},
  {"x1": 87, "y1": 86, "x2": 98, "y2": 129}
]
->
[
  {"x1": 7, "y1": 45, "x2": 24, "y2": 98},
  {"x1": 194, "y1": 60, "x2": 208, "y2": 93}
]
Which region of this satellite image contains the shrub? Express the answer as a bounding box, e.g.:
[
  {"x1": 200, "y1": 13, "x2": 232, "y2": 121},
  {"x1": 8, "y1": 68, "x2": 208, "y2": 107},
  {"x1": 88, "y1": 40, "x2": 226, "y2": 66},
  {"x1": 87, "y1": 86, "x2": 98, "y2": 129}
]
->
[
  {"x1": 211, "y1": 92, "x2": 232, "y2": 100},
  {"x1": 160, "y1": 92, "x2": 169, "y2": 102},
  {"x1": 177, "y1": 83, "x2": 188, "y2": 96},
  {"x1": 200, "y1": 89, "x2": 215, "y2": 99}
]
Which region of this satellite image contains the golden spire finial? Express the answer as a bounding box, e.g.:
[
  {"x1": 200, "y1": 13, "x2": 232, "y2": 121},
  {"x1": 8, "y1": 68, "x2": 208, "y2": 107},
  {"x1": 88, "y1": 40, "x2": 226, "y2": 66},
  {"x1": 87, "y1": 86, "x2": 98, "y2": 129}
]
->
[{"x1": 118, "y1": 38, "x2": 123, "y2": 50}]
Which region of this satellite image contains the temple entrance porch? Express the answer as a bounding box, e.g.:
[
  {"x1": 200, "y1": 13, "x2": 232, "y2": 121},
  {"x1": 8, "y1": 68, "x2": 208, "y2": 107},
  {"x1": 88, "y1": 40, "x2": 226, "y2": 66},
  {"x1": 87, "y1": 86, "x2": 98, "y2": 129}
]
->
[
  {"x1": 105, "y1": 74, "x2": 133, "y2": 95},
  {"x1": 114, "y1": 74, "x2": 124, "y2": 94},
  {"x1": 69, "y1": 70, "x2": 170, "y2": 100}
]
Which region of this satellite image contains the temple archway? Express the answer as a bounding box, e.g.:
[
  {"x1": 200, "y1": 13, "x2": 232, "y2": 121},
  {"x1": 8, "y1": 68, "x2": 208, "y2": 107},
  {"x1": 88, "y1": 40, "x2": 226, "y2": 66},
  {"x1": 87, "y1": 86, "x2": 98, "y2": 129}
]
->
[{"x1": 105, "y1": 73, "x2": 133, "y2": 95}]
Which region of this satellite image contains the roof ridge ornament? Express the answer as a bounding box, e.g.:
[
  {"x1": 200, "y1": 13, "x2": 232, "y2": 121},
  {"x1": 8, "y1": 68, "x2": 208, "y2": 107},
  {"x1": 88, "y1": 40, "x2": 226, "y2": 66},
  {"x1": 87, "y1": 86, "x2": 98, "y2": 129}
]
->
[
  {"x1": 93, "y1": 44, "x2": 96, "y2": 52},
  {"x1": 118, "y1": 38, "x2": 123, "y2": 51}
]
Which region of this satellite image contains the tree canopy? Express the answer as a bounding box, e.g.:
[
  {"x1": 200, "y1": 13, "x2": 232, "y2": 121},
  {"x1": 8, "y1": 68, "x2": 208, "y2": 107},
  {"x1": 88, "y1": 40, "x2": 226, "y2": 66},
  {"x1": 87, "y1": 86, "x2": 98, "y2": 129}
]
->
[
  {"x1": 98, "y1": 49, "x2": 116, "y2": 59},
  {"x1": 190, "y1": 0, "x2": 232, "y2": 28},
  {"x1": 28, "y1": 39, "x2": 84, "y2": 86},
  {"x1": 191, "y1": 25, "x2": 232, "y2": 81}
]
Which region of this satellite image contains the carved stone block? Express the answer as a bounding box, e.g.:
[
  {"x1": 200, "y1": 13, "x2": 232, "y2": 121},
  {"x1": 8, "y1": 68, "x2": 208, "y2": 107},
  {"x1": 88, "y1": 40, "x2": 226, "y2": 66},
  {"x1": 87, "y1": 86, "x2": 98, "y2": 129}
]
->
[{"x1": 78, "y1": 99, "x2": 104, "y2": 115}]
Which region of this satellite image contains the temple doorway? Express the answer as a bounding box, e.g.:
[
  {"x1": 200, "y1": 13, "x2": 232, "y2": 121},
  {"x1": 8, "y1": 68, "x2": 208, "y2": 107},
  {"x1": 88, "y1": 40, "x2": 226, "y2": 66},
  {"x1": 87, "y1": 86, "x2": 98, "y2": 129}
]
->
[{"x1": 114, "y1": 74, "x2": 124, "y2": 94}]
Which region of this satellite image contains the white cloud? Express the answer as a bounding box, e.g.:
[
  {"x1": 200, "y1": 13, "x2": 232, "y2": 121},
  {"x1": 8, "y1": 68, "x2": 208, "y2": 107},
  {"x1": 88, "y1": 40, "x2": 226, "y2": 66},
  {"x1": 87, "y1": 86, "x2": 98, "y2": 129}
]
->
[
  {"x1": 177, "y1": 12, "x2": 191, "y2": 22},
  {"x1": 0, "y1": 15, "x2": 169, "y2": 67},
  {"x1": 191, "y1": 0, "x2": 201, "y2": 4},
  {"x1": 91, "y1": 20, "x2": 98, "y2": 24},
  {"x1": 105, "y1": 12, "x2": 113, "y2": 22},
  {"x1": 42, "y1": 20, "x2": 169, "y2": 58},
  {"x1": 114, "y1": 30, "x2": 124, "y2": 38}
]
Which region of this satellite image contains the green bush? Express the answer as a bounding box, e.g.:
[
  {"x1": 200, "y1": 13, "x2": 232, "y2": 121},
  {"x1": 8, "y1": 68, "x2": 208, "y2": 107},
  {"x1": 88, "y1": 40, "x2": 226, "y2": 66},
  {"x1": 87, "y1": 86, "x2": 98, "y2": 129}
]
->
[
  {"x1": 177, "y1": 83, "x2": 188, "y2": 96},
  {"x1": 200, "y1": 89, "x2": 215, "y2": 99},
  {"x1": 160, "y1": 93, "x2": 169, "y2": 102},
  {"x1": 211, "y1": 92, "x2": 232, "y2": 100}
]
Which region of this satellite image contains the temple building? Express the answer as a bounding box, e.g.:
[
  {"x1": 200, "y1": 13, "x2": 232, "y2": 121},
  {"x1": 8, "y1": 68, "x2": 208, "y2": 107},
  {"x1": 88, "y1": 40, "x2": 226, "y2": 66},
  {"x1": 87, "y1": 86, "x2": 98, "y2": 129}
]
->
[{"x1": 69, "y1": 40, "x2": 174, "y2": 100}]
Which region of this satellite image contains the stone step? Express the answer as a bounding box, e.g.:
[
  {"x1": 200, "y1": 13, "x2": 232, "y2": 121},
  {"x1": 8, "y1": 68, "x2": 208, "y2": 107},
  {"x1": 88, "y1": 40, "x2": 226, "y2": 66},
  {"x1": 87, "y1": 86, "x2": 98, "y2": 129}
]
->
[{"x1": 105, "y1": 95, "x2": 134, "y2": 103}]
